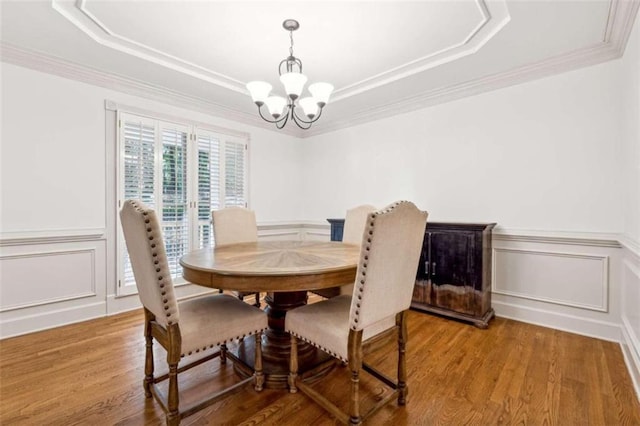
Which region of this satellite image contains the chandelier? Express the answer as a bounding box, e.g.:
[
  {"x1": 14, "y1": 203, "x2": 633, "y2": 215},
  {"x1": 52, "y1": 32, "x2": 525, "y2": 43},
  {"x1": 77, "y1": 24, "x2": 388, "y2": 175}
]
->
[{"x1": 246, "y1": 19, "x2": 334, "y2": 130}]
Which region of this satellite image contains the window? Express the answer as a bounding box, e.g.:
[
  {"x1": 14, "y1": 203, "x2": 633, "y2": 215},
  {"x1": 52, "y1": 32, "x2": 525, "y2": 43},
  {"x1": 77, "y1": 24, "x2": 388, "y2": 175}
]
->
[{"x1": 117, "y1": 111, "x2": 248, "y2": 295}]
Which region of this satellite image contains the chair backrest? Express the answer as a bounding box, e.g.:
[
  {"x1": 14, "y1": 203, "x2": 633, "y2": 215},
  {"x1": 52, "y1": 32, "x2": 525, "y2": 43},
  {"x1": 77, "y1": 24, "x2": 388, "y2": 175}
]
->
[
  {"x1": 120, "y1": 200, "x2": 179, "y2": 327},
  {"x1": 342, "y1": 204, "x2": 376, "y2": 245},
  {"x1": 211, "y1": 207, "x2": 258, "y2": 246},
  {"x1": 349, "y1": 201, "x2": 428, "y2": 331}
]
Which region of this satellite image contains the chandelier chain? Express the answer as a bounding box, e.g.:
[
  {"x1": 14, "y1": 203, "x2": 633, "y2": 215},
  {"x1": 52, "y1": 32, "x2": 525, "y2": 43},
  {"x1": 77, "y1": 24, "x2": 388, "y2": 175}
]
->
[{"x1": 289, "y1": 30, "x2": 294, "y2": 57}]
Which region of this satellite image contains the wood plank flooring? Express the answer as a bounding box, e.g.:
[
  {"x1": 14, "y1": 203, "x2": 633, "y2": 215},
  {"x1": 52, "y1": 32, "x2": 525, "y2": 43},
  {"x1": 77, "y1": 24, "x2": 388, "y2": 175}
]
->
[{"x1": 1, "y1": 296, "x2": 639, "y2": 425}]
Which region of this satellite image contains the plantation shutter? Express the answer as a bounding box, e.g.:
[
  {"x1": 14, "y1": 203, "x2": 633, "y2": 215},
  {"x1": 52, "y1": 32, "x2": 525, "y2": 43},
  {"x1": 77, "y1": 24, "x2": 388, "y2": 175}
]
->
[
  {"x1": 119, "y1": 114, "x2": 157, "y2": 290},
  {"x1": 117, "y1": 111, "x2": 249, "y2": 296},
  {"x1": 160, "y1": 123, "x2": 190, "y2": 281},
  {"x1": 196, "y1": 131, "x2": 221, "y2": 247},
  {"x1": 224, "y1": 139, "x2": 247, "y2": 207}
]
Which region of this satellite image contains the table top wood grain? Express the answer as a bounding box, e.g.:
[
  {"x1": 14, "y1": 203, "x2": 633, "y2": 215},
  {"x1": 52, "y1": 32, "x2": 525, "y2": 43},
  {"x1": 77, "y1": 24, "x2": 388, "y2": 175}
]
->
[{"x1": 180, "y1": 240, "x2": 360, "y2": 292}]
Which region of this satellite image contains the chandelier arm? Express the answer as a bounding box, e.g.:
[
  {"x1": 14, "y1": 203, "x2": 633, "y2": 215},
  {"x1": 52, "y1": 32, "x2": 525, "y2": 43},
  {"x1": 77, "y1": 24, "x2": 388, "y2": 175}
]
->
[
  {"x1": 291, "y1": 108, "x2": 314, "y2": 130},
  {"x1": 276, "y1": 109, "x2": 291, "y2": 129},
  {"x1": 257, "y1": 105, "x2": 290, "y2": 125}
]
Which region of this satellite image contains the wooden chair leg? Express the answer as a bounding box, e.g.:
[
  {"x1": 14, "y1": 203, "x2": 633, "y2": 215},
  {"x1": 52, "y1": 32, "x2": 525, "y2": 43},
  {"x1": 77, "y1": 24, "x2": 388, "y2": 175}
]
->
[
  {"x1": 397, "y1": 311, "x2": 408, "y2": 405},
  {"x1": 166, "y1": 362, "x2": 180, "y2": 426},
  {"x1": 253, "y1": 292, "x2": 261, "y2": 308},
  {"x1": 288, "y1": 334, "x2": 298, "y2": 393},
  {"x1": 166, "y1": 324, "x2": 181, "y2": 426},
  {"x1": 254, "y1": 332, "x2": 264, "y2": 391},
  {"x1": 348, "y1": 330, "x2": 363, "y2": 425},
  {"x1": 143, "y1": 310, "x2": 154, "y2": 398}
]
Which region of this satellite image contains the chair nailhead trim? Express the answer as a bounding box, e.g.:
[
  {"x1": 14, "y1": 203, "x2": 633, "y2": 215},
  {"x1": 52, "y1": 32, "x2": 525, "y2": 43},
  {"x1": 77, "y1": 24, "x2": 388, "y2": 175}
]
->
[
  {"x1": 350, "y1": 200, "x2": 408, "y2": 331},
  {"x1": 180, "y1": 327, "x2": 267, "y2": 358},
  {"x1": 287, "y1": 331, "x2": 347, "y2": 363},
  {"x1": 128, "y1": 200, "x2": 177, "y2": 326}
]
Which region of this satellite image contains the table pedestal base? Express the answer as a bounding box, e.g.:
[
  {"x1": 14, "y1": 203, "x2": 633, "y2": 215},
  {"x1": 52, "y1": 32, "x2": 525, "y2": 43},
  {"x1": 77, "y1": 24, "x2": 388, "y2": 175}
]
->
[{"x1": 231, "y1": 290, "x2": 336, "y2": 389}]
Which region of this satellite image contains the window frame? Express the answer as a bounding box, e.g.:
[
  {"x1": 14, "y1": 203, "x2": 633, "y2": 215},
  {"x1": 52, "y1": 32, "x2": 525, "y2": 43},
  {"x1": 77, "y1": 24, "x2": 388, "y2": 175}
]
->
[{"x1": 115, "y1": 109, "x2": 249, "y2": 296}]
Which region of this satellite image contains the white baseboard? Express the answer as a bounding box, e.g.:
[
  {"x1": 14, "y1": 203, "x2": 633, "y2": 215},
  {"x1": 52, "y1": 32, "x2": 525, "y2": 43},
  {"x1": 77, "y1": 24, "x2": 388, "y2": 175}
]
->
[
  {"x1": 0, "y1": 301, "x2": 106, "y2": 339},
  {"x1": 621, "y1": 317, "x2": 640, "y2": 402},
  {"x1": 492, "y1": 299, "x2": 622, "y2": 342}
]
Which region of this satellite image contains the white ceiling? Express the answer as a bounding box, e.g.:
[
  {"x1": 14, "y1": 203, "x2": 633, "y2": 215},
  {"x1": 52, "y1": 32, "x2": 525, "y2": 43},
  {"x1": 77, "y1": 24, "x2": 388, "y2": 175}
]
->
[{"x1": 1, "y1": 1, "x2": 638, "y2": 137}]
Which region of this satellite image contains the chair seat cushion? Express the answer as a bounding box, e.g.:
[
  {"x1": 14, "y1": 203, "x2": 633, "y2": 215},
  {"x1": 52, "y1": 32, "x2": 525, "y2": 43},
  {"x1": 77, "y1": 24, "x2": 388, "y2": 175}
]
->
[
  {"x1": 178, "y1": 294, "x2": 267, "y2": 357},
  {"x1": 285, "y1": 295, "x2": 396, "y2": 362}
]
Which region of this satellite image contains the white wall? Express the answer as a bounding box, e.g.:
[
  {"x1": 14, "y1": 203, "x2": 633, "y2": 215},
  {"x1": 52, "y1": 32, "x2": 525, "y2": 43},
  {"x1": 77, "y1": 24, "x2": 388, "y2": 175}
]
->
[
  {"x1": 301, "y1": 60, "x2": 624, "y2": 233},
  {"x1": 619, "y1": 17, "x2": 640, "y2": 398},
  {"x1": 299, "y1": 45, "x2": 632, "y2": 344},
  {"x1": 0, "y1": 21, "x2": 637, "y2": 359},
  {"x1": 621, "y1": 19, "x2": 640, "y2": 246},
  {"x1": 0, "y1": 63, "x2": 303, "y2": 231},
  {"x1": 0, "y1": 63, "x2": 302, "y2": 336}
]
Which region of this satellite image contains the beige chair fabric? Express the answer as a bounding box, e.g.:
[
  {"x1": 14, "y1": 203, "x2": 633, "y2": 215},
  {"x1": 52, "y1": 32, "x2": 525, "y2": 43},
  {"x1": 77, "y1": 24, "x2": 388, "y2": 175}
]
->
[
  {"x1": 286, "y1": 201, "x2": 428, "y2": 425},
  {"x1": 342, "y1": 204, "x2": 377, "y2": 245},
  {"x1": 211, "y1": 207, "x2": 261, "y2": 306},
  {"x1": 120, "y1": 200, "x2": 267, "y2": 425},
  {"x1": 212, "y1": 207, "x2": 258, "y2": 245},
  {"x1": 313, "y1": 204, "x2": 376, "y2": 299}
]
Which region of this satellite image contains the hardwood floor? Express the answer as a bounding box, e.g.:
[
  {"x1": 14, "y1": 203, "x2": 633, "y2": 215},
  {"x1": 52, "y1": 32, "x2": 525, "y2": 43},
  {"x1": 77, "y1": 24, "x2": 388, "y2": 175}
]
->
[{"x1": 1, "y1": 296, "x2": 639, "y2": 425}]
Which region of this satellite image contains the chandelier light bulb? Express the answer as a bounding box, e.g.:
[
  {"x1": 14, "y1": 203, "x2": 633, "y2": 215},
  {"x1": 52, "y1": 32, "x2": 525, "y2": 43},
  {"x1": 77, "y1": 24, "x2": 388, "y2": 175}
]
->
[
  {"x1": 279, "y1": 72, "x2": 308, "y2": 100},
  {"x1": 265, "y1": 96, "x2": 287, "y2": 119},
  {"x1": 308, "y1": 82, "x2": 334, "y2": 107},
  {"x1": 299, "y1": 97, "x2": 319, "y2": 119},
  {"x1": 246, "y1": 81, "x2": 272, "y2": 106}
]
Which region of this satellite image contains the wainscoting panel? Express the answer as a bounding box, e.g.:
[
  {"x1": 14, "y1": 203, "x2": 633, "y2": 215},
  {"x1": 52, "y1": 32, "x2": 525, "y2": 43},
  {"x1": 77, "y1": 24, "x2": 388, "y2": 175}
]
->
[
  {"x1": 1, "y1": 249, "x2": 96, "y2": 312},
  {"x1": 0, "y1": 231, "x2": 107, "y2": 339},
  {"x1": 491, "y1": 231, "x2": 622, "y2": 343},
  {"x1": 620, "y1": 239, "x2": 640, "y2": 398},
  {"x1": 493, "y1": 248, "x2": 609, "y2": 312}
]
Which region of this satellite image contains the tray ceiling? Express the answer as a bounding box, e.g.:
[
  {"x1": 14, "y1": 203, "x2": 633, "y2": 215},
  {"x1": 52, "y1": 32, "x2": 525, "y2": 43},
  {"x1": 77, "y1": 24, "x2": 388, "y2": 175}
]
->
[{"x1": 1, "y1": 0, "x2": 638, "y2": 137}]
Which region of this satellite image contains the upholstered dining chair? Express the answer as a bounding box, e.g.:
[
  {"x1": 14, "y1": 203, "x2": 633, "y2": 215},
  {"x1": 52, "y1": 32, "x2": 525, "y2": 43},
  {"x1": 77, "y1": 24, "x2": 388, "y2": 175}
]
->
[
  {"x1": 211, "y1": 207, "x2": 261, "y2": 307},
  {"x1": 120, "y1": 200, "x2": 267, "y2": 426},
  {"x1": 312, "y1": 204, "x2": 376, "y2": 299},
  {"x1": 286, "y1": 201, "x2": 428, "y2": 425}
]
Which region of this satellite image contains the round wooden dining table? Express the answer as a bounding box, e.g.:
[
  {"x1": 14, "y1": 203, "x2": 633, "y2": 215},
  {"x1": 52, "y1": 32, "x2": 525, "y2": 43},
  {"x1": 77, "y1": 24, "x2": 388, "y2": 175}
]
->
[{"x1": 180, "y1": 240, "x2": 360, "y2": 389}]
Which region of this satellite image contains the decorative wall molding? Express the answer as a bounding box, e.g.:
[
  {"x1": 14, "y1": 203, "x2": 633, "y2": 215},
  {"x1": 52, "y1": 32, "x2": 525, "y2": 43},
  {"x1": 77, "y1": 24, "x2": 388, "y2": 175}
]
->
[
  {"x1": 620, "y1": 234, "x2": 640, "y2": 260},
  {"x1": 493, "y1": 228, "x2": 621, "y2": 248},
  {"x1": 0, "y1": 228, "x2": 105, "y2": 246},
  {"x1": 493, "y1": 247, "x2": 610, "y2": 312},
  {"x1": 620, "y1": 254, "x2": 640, "y2": 399},
  {"x1": 0, "y1": 248, "x2": 97, "y2": 312}
]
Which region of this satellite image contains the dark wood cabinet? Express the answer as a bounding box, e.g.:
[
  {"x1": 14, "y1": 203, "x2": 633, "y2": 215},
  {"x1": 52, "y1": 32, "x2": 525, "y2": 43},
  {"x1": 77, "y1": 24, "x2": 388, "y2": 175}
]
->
[
  {"x1": 413, "y1": 222, "x2": 496, "y2": 328},
  {"x1": 327, "y1": 219, "x2": 496, "y2": 328}
]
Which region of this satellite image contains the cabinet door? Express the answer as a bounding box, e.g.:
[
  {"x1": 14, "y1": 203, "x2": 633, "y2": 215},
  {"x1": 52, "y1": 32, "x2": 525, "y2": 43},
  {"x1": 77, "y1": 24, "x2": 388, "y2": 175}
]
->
[
  {"x1": 429, "y1": 231, "x2": 475, "y2": 287},
  {"x1": 428, "y1": 231, "x2": 478, "y2": 315},
  {"x1": 412, "y1": 232, "x2": 430, "y2": 304}
]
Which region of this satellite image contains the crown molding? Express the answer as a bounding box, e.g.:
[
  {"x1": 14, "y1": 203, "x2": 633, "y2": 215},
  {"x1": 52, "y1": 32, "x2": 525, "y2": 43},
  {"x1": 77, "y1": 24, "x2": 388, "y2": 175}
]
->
[
  {"x1": 0, "y1": 43, "x2": 301, "y2": 137},
  {"x1": 330, "y1": 0, "x2": 510, "y2": 102},
  {"x1": 52, "y1": 0, "x2": 246, "y2": 95},
  {"x1": 53, "y1": 0, "x2": 509, "y2": 105},
  {"x1": 305, "y1": 2, "x2": 639, "y2": 137},
  {"x1": 2, "y1": 1, "x2": 637, "y2": 139},
  {"x1": 300, "y1": 0, "x2": 639, "y2": 138}
]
